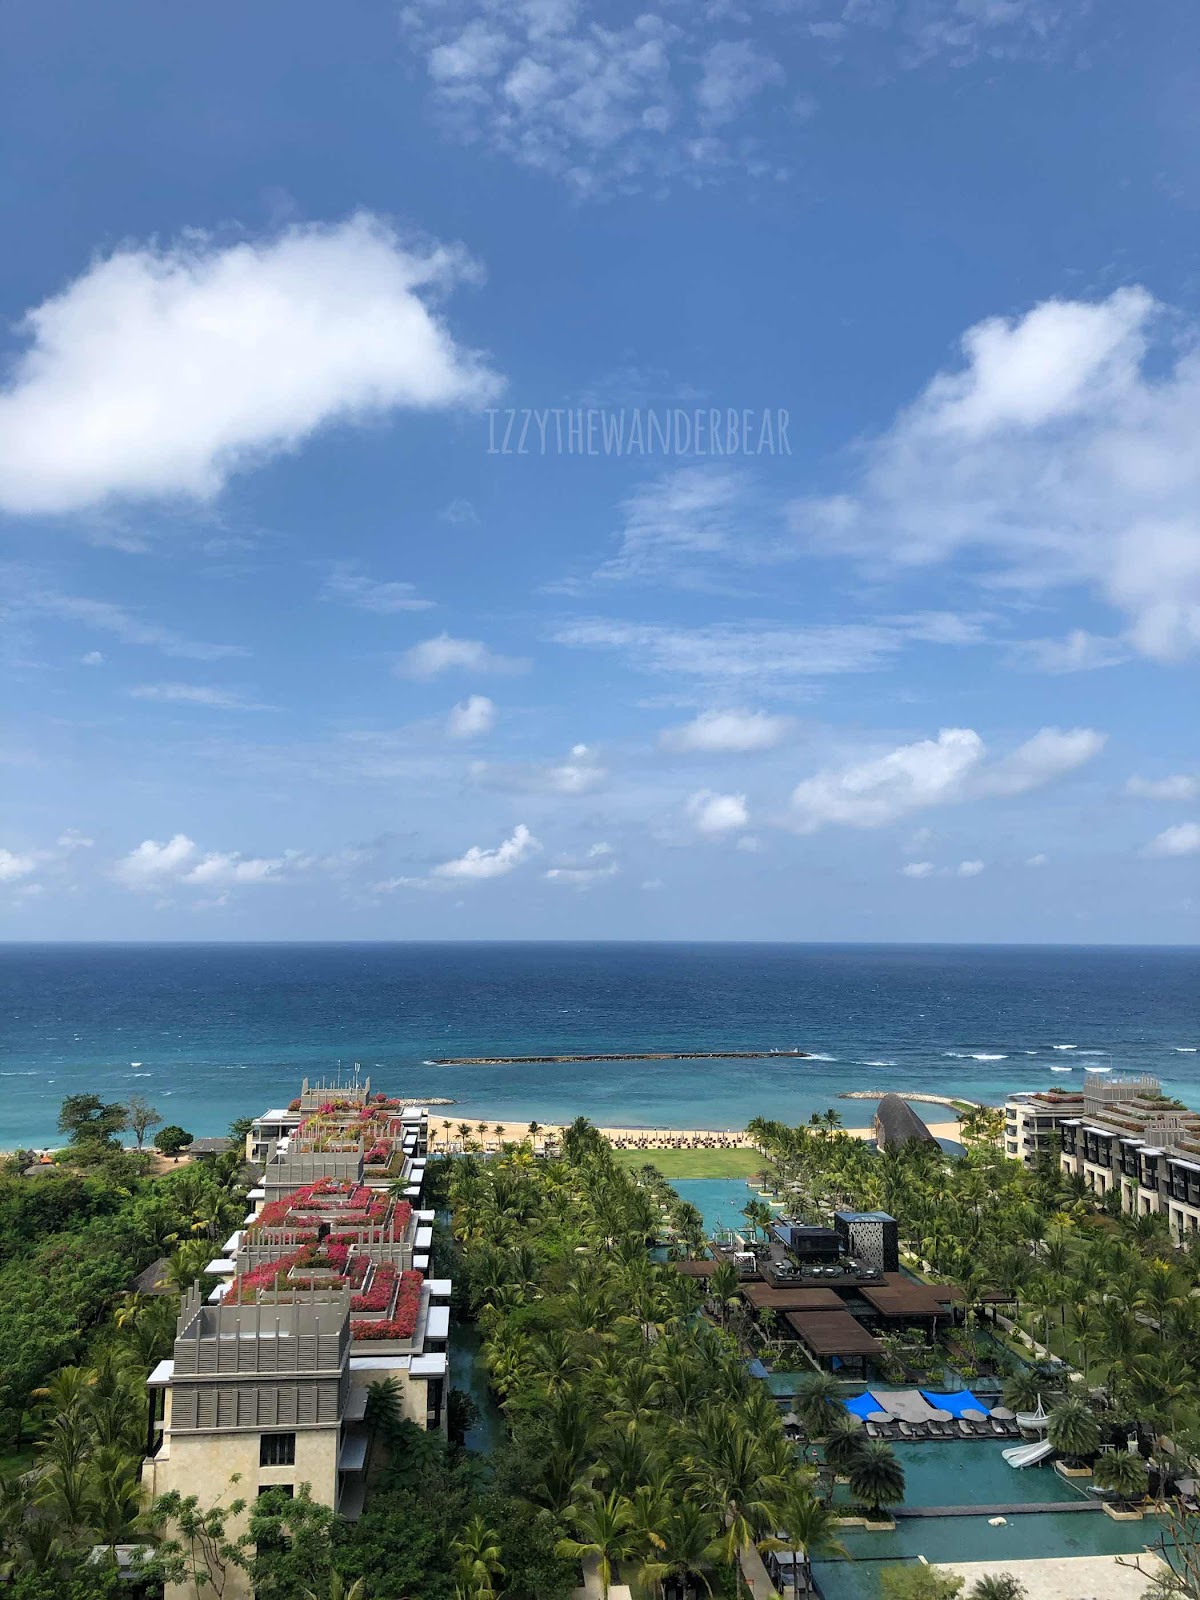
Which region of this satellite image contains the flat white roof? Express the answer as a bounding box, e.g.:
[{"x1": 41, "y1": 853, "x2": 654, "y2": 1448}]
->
[
  {"x1": 427, "y1": 1278, "x2": 452, "y2": 1298},
  {"x1": 409, "y1": 1353, "x2": 448, "y2": 1378},
  {"x1": 415, "y1": 1226, "x2": 433, "y2": 1249},
  {"x1": 426, "y1": 1305, "x2": 450, "y2": 1340},
  {"x1": 205, "y1": 1259, "x2": 236, "y2": 1275},
  {"x1": 416, "y1": 1209, "x2": 435, "y2": 1222},
  {"x1": 147, "y1": 1359, "x2": 175, "y2": 1388},
  {"x1": 222, "y1": 1231, "x2": 242, "y2": 1254},
  {"x1": 350, "y1": 1354, "x2": 411, "y2": 1371},
  {"x1": 414, "y1": 1254, "x2": 429, "y2": 1271}
]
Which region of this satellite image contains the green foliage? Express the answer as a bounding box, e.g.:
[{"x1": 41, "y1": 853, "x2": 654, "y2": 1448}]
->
[
  {"x1": 153, "y1": 1124, "x2": 194, "y2": 1157},
  {"x1": 1047, "y1": 1396, "x2": 1101, "y2": 1460},
  {"x1": 1092, "y1": 1449, "x2": 1149, "y2": 1502},
  {"x1": 967, "y1": 1576, "x2": 1027, "y2": 1600},
  {"x1": 56, "y1": 1095, "x2": 127, "y2": 1148},
  {"x1": 880, "y1": 1565, "x2": 965, "y2": 1599}
]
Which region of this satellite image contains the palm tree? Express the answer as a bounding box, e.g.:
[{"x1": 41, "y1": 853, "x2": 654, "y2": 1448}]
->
[
  {"x1": 688, "y1": 1424, "x2": 784, "y2": 1567},
  {"x1": 441, "y1": 1118, "x2": 452, "y2": 1148},
  {"x1": 792, "y1": 1372, "x2": 843, "y2": 1440},
  {"x1": 452, "y1": 1514, "x2": 505, "y2": 1598},
  {"x1": 1047, "y1": 1397, "x2": 1100, "y2": 1463},
  {"x1": 967, "y1": 1577, "x2": 1027, "y2": 1600},
  {"x1": 638, "y1": 1500, "x2": 720, "y2": 1599},
  {"x1": 847, "y1": 1438, "x2": 905, "y2": 1521},
  {"x1": 556, "y1": 1492, "x2": 635, "y2": 1600},
  {"x1": 773, "y1": 1485, "x2": 848, "y2": 1599},
  {"x1": 1092, "y1": 1450, "x2": 1148, "y2": 1507},
  {"x1": 304, "y1": 1577, "x2": 366, "y2": 1600},
  {"x1": 456, "y1": 1121, "x2": 472, "y2": 1148},
  {"x1": 493, "y1": 1123, "x2": 505, "y2": 1144},
  {"x1": 528, "y1": 1120, "x2": 542, "y2": 1143},
  {"x1": 822, "y1": 1413, "x2": 866, "y2": 1477}
]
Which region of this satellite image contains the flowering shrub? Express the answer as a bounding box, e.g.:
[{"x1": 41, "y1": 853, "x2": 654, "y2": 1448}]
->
[
  {"x1": 351, "y1": 1262, "x2": 397, "y2": 1311},
  {"x1": 351, "y1": 1270, "x2": 423, "y2": 1340}
]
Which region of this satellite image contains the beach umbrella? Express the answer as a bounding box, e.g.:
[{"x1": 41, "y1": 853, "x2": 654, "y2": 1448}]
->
[
  {"x1": 867, "y1": 1411, "x2": 893, "y2": 1424},
  {"x1": 962, "y1": 1408, "x2": 988, "y2": 1422},
  {"x1": 927, "y1": 1408, "x2": 953, "y2": 1423},
  {"x1": 989, "y1": 1406, "x2": 1015, "y2": 1420}
]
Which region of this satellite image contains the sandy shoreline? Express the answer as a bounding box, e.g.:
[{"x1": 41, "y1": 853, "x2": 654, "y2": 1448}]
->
[{"x1": 425, "y1": 1112, "x2": 962, "y2": 1148}]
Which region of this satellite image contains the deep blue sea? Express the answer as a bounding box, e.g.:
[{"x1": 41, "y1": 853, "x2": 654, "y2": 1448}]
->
[{"x1": 1, "y1": 943, "x2": 1197, "y2": 1147}]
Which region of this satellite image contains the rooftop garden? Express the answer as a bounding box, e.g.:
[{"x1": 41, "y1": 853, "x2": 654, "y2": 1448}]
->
[{"x1": 248, "y1": 1178, "x2": 409, "y2": 1240}]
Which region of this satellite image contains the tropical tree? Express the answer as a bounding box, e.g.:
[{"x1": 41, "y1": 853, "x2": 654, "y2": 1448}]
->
[
  {"x1": 555, "y1": 1492, "x2": 634, "y2": 1600},
  {"x1": 1091, "y1": 1450, "x2": 1148, "y2": 1506},
  {"x1": 822, "y1": 1413, "x2": 866, "y2": 1477},
  {"x1": 452, "y1": 1513, "x2": 505, "y2": 1598},
  {"x1": 773, "y1": 1484, "x2": 847, "y2": 1598},
  {"x1": 1047, "y1": 1396, "x2": 1100, "y2": 1463},
  {"x1": 967, "y1": 1577, "x2": 1026, "y2": 1600},
  {"x1": 847, "y1": 1439, "x2": 906, "y2": 1521},
  {"x1": 792, "y1": 1372, "x2": 844, "y2": 1440}
]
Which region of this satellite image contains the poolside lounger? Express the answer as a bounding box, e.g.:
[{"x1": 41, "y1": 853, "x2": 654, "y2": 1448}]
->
[
  {"x1": 990, "y1": 1420, "x2": 1008, "y2": 1435},
  {"x1": 957, "y1": 1420, "x2": 974, "y2": 1437},
  {"x1": 898, "y1": 1422, "x2": 915, "y2": 1438},
  {"x1": 971, "y1": 1421, "x2": 992, "y2": 1437},
  {"x1": 866, "y1": 1423, "x2": 880, "y2": 1438}
]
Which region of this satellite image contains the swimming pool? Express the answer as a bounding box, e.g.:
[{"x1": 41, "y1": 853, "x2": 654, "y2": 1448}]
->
[
  {"x1": 670, "y1": 1177, "x2": 760, "y2": 1234},
  {"x1": 811, "y1": 1442, "x2": 1159, "y2": 1599},
  {"x1": 835, "y1": 1440, "x2": 1089, "y2": 1510},
  {"x1": 813, "y1": 1511, "x2": 1160, "y2": 1600}
]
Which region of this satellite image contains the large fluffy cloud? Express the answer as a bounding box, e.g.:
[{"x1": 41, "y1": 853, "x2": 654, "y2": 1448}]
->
[
  {"x1": 791, "y1": 287, "x2": 1200, "y2": 661},
  {"x1": 789, "y1": 726, "x2": 1104, "y2": 832},
  {"x1": 112, "y1": 834, "x2": 293, "y2": 889},
  {"x1": 0, "y1": 214, "x2": 501, "y2": 514},
  {"x1": 433, "y1": 823, "x2": 539, "y2": 880}
]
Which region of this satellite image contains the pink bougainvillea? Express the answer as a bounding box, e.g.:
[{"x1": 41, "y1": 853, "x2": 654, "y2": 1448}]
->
[{"x1": 351, "y1": 1270, "x2": 423, "y2": 1339}]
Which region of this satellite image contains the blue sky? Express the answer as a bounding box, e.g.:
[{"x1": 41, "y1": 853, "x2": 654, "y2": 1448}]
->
[{"x1": 1, "y1": 0, "x2": 1198, "y2": 942}]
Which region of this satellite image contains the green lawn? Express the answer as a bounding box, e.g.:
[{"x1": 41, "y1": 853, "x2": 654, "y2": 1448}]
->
[{"x1": 611, "y1": 1147, "x2": 763, "y2": 1178}]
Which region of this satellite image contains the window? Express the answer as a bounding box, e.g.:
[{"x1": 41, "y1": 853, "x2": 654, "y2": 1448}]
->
[{"x1": 259, "y1": 1432, "x2": 296, "y2": 1467}]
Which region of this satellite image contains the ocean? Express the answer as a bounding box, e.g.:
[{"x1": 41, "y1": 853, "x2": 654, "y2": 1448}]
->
[{"x1": 1, "y1": 942, "x2": 1197, "y2": 1148}]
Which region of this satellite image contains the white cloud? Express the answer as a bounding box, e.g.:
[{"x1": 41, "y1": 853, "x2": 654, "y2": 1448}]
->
[
  {"x1": 901, "y1": 861, "x2": 935, "y2": 878},
  {"x1": 396, "y1": 633, "x2": 528, "y2": 679},
  {"x1": 1126, "y1": 774, "x2": 1200, "y2": 802},
  {"x1": 113, "y1": 833, "x2": 198, "y2": 886},
  {"x1": 57, "y1": 829, "x2": 94, "y2": 851},
  {"x1": 0, "y1": 848, "x2": 38, "y2": 882},
  {"x1": 129, "y1": 683, "x2": 269, "y2": 710},
  {"x1": 978, "y1": 727, "x2": 1107, "y2": 798},
  {"x1": 1026, "y1": 852, "x2": 1048, "y2": 867},
  {"x1": 687, "y1": 789, "x2": 749, "y2": 834},
  {"x1": 113, "y1": 833, "x2": 294, "y2": 889},
  {"x1": 446, "y1": 695, "x2": 497, "y2": 739},
  {"x1": 789, "y1": 725, "x2": 1104, "y2": 833},
  {"x1": 0, "y1": 214, "x2": 501, "y2": 515},
  {"x1": 81, "y1": 650, "x2": 104, "y2": 666},
  {"x1": 1145, "y1": 823, "x2": 1200, "y2": 859},
  {"x1": 321, "y1": 562, "x2": 434, "y2": 613},
  {"x1": 433, "y1": 822, "x2": 539, "y2": 880},
  {"x1": 791, "y1": 287, "x2": 1200, "y2": 662},
  {"x1": 659, "y1": 707, "x2": 793, "y2": 754},
  {"x1": 474, "y1": 742, "x2": 606, "y2": 796},
  {"x1": 696, "y1": 41, "x2": 783, "y2": 126},
  {"x1": 957, "y1": 859, "x2": 986, "y2": 877}
]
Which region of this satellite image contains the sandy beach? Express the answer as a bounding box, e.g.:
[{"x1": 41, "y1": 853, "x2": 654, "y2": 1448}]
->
[{"x1": 424, "y1": 1113, "x2": 962, "y2": 1149}]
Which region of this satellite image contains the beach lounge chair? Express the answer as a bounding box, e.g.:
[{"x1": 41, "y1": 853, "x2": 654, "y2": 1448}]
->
[
  {"x1": 970, "y1": 1420, "x2": 991, "y2": 1437},
  {"x1": 898, "y1": 1422, "x2": 915, "y2": 1438},
  {"x1": 866, "y1": 1422, "x2": 880, "y2": 1439},
  {"x1": 990, "y1": 1419, "x2": 1008, "y2": 1436},
  {"x1": 957, "y1": 1419, "x2": 974, "y2": 1438}
]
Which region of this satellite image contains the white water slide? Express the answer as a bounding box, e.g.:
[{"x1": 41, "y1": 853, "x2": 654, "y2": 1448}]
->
[
  {"x1": 1014, "y1": 1397, "x2": 1050, "y2": 1431},
  {"x1": 1003, "y1": 1439, "x2": 1056, "y2": 1469}
]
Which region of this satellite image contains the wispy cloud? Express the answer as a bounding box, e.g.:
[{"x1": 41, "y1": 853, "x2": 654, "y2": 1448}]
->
[
  {"x1": 660, "y1": 707, "x2": 793, "y2": 754},
  {"x1": 473, "y1": 743, "x2": 606, "y2": 796},
  {"x1": 1125, "y1": 773, "x2": 1200, "y2": 803},
  {"x1": 129, "y1": 683, "x2": 271, "y2": 711},
  {"x1": 1145, "y1": 822, "x2": 1200, "y2": 858},
  {"x1": 2, "y1": 572, "x2": 247, "y2": 660},
  {"x1": 320, "y1": 562, "x2": 434, "y2": 613}
]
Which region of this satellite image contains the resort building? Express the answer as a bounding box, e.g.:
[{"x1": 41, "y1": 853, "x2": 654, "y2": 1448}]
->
[
  {"x1": 1007, "y1": 1074, "x2": 1200, "y2": 1241},
  {"x1": 144, "y1": 1077, "x2": 448, "y2": 1598}
]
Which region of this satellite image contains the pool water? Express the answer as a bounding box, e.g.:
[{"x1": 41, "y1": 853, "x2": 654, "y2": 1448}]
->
[
  {"x1": 448, "y1": 1323, "x2": 505, "y2": 1454},
  {"x1": 670, "y1": 1177, "x2": 760, "y2": 1234},
  {"x1": 842, "y1": 1440, "x2": 1090, "y2": 1510},
  {"x1": 813, "y1": 1512, "x2": 1160, "y2": 1599}
]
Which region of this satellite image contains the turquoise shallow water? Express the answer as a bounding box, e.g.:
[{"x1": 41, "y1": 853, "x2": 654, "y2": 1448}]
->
[
  {"x1": 2, "y1": 942, "x2": 1197, "y2": 1145},
  {"x1": 668, "y1": 1177, "x2": 760, "y2": 1234}
]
